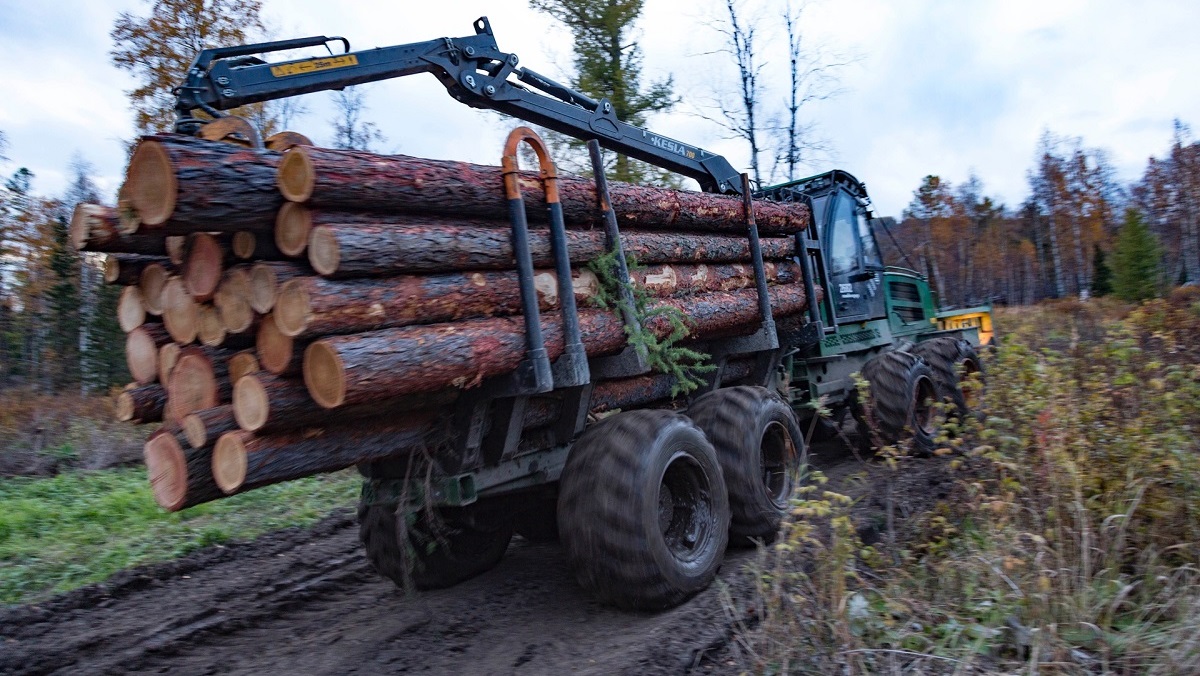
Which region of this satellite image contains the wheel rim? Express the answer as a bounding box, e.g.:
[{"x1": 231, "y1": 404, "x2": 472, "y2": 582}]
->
[
  {"x1": 657, "y1": 452, "x2": 717, "y2": 565},
  {"x1": 760, "y1": 421, "x2": 797, "y2": 509},
  {"x1": 959, "y1": 357, "x2": 981, "y2": 410},
  {"x1": 912, "y1": 375, "x2": 937, "y2": 436}
]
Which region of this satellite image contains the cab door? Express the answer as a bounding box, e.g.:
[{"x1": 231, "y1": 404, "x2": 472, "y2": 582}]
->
[{"x1": 824, "y1": 189, "x2": 880, "y2": 322}]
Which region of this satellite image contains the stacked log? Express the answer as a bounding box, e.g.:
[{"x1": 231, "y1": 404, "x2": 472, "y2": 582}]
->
[{"x1": 87, "y1": 134, "x2": 815, "y2": 512}]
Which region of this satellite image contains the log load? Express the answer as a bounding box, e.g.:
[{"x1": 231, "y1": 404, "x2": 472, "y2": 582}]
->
[
  {"x1": 274, "y1": 203, "x2": 414, "y2": 257},
  {"x1": 124, "y1": 134, "x2": 281, "y2": 232},
  {"x1": 70, "y1": 204, "x2": 168, "y2": 256},
  {"x1": 166, "y1": 346, "x2": 232, "y2": 421},
  {"x1": 214, "y1": 268, "x2": 255, "y2": 332},
  {"x1": 139, "y1": 263, "x2": 173, "y2": 316},
  {"x1": 144, "y1": 428, "x2": 224, "y2": 511},
  {"x1": 228, "y1": 350, "x2": 260, "y2": 383},
  {"x1": 256, "y1": 315, "x2": 305, "y2": 375},
  {"x1": 308, "y1": 222, "x2": 797, "y2": 278},
  {"x1": 248, "y1": 262, "x2": 308, "y2": 313},
  {"x1": 104, "y1": 254, "x2": 168, "y2": 285},
  {"x1": 304, "y1": 283, "x2": 810, "y2": 408},
  {"x1": 126, "y1": 323, "x2": 172, "y2": 384},
  {"x1": 117, "y1": 286, "x2": 154, "y2": 333},
  {"x1": 161, "y1": 277, "x2": 200, "y2": 344},
  {"x1": 182, "y1": 405, "x2": 239, "y2": 449},
  {"x1": 274, "y1": 262, "x2": 799, "y2": 340},
  {"x1": 182, "y1": 233, "x2": 228, "y2": 302},
  {"x1": 117, "y1": 384, "x2": 166, "y2": 423},
  {"x1": 276, "y1": 146, "x2": 810, "y2": 234}
]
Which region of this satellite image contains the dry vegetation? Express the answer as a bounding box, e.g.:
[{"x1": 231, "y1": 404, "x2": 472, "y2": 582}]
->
[
  {"x1": 0, "y1": 390, "x2": 146, "y2": 477},
  {"x1": 730, "y1": 292, "x2": 1200, "y2": 674}
]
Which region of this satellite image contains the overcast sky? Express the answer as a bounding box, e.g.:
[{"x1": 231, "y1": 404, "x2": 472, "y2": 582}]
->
[{"x1": 0, "y1": 0, "x2": 1196, "y2": 218}]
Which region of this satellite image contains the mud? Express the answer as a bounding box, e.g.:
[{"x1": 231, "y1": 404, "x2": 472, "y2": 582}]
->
[{"x1": 0, "y1": 434, "x2": 959, "y2": 676}]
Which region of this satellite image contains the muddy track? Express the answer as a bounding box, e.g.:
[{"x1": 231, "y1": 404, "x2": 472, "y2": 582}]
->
[{"x1": 0, "y1": 439, "x2": 921, "y2": 675}]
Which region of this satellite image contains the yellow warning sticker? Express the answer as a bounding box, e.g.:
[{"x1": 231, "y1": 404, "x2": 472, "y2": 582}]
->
[{"x1": 270, "y1": 54, "x2": 359, "y2": 78}]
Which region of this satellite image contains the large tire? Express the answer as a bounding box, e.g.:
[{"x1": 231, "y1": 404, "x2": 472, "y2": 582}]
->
[
  {"x1": 687, "y1": 386, "x2": 806, "y2": 543},
  {"x1": 359, "y1": 501, "x2": 513, "y2": 590},
  {"x1": 859, "y1": 350, "x2": 938, "y2": 456},
  {"x1": 911, "y1": 337, "x2": 984, "y2": 416},
  {"x1": 558, "y1": 409, "x2": 730, "y2": 610}
]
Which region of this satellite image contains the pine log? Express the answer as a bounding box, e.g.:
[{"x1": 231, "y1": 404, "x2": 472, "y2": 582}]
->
[
  {"x1": 159, "y1": 343, "x2": 181, "y2": 385},
  {"x1": 105, "y1": 254, "x2": 167, "y2": 285},
  {"x1": 275, "y1": 261, "x2": 798, "y2": 340},
  {"x1": 257, "y1": 314, "x2": 304, "y2": 375},
  {"x1": 166, "y1": 346, "x2": 233, "y2": 420},
  {"x1": 264, "y1": 131, "x2": 313, "y2": 152},
  {"x1": 117, "y1": 383, "x2": 166, "y2": 423},
  {"x1": 126, "y1": 323, "x2": 172, "y2": 384},
  {"x1": 124, "y1": 134, "x2": 281, "y2": 232},
  {"x1": 118, "y1": 286, "x2": 147, "y2": 332},
  {"x1": 139, "y1": 263, "x2": 173, "y2": 316},
  {"x1": 228, "y1": 350, "x2": 260, "y2": 383},
  {"x1": 248, "y1": 262, "x2": 309, "y2": 313},
  {"x1": 165, "y1": 236, "x2": 187, "y2": 266},
  {"x1": 308, "y1": 222, "x2": 797, "y2": 278},
  {"x1": 182, "y1": 233, "x2": 227, "y2": 302},
  {"x1": 197, "y1": 303, "x2": 227, "y2": 347},
  {"x1": 215, "y1": 268, "x2": 255, "y2": 333},
  {"x1": 144, "y1": 428, "x2": 224, "y2": 511},
  {"x1": 162, "y1": 277, "x2": 199, "y2": 344},
  {"x1": 305, "y1": 283, "x2": 810, "y2": 408},
  {"x1": 279, "y1": 203, "x2": 496, "y2": 258},
  {"x1": 231, "y1": 230, "x2": 283, "y2": 260},
  {"x1": 71, "y1": 204, "x2": 167, "y2": 255},
  {"x1": 276, "y1": 146, "x2": 808, "y2": 234},
  {"x1": 182, "y1": 405, "x2": 238, "y2": 449},
  {"x1": 212, "y1": 413, "x2": 438, "y2": 495}
]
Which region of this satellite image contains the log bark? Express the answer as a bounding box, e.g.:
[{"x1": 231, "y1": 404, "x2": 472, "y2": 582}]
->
[
  {"x1": 144, "y1": 428, "x2": 224, "y2": 511},
  {"x1": 257, "y1": 314, "x2": 304, "y2": 375},
  {"x1": 166, "y1": 346, "x2": 233, "y2": 420},
  {"x1": 275, "y1": 203, "x2": 408, "y2": 257},
  {"x1": 126, "y1": 323, "x2": 172, "y2": 384},
  {"x1": 248, "y1": 262, "x2": 309, "y2": 313},
  {"x1": 182, "y1": 405, "x2": 238, "y2": 450},
  {"x1": 212, "y1": 413, "x2": 438, "y2": 495},
  {"x1": 183, "y1": 233, "x2": 227, "y2": 302},
  {"x1": 305, "y1": 283, "x2": 810, "y2": 408},
  {"x1": 72, "y1": 204, "x2": 168, "y2": 255},
  {"x1": 309, "y1": 222, "x2": 796, "y2": 278},
  {"x1": 162, "y1": 277, "x2": 199, "y2": 344},
  {"x1": 275, "y1": 262, "x2": 798, "y2": 340},
  {"x1": 117, "y1": 383, "x2": 166, "y2": 423},
  {"x1": 139, "y1": 263, "x2": 174, "y2": 316},
  {"x1": 124, "y1": 134, "x2": 281, "y2": 232},
  {"x1": 277, "y1": 146, "x2": 808, "y2": 234}
]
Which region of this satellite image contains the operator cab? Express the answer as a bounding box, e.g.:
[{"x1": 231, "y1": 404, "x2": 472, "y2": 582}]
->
[{"x1": 758, "y1": 170, "x2": 887, "y2": 324}]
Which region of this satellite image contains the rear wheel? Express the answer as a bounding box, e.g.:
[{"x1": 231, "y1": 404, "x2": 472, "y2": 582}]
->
[
  {"x1": 557, "y1": 409, "x2": 730, "y2": 610},
  {"x1": 911, "y1": 337, "x2": 984, "y2": 416},
  {"x1": 359, "y1": 501, "x2": 513, "y2": 590},
  {"x1": 687, "y1": 386, "x2": 806, "y2": 543},
  {"x1": 858, "y1": 350, "x2": 938, "y2": 456}
]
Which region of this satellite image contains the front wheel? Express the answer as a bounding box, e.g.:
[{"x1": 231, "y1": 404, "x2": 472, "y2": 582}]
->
[
  {"x1": 858, "y1": 350, "x2": 939, "y2": 456},
  {"x1": 557, "y1": 409, "x2": 730, "y2": 610}
]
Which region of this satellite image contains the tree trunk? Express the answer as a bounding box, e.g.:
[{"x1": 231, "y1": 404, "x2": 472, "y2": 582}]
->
[
  {"x1": 117, "y1": 383, "x2": 166, "y2": 423},
  {"x1": 126, "y1": 323, "x2": 172, "y2": 384},
  {"x1": 305, "y1": 283, "x2": 810, "y2": 408},
  {"x1": 70, "y1": 204, "x2": 168, "y2": 255},
  {"x1": 144, "y1": 428, "x2": 225, "y2": 511},
  {"x1": 124, "y1": 134, "x2": 281, "y2": 233},
  {"x1": 277, "y1": 146, "x2": 809, "y2": 235},
  {"x1": 308, "y1": 222, "x2": 796, "y2": 278},
  {"x1": 212, "y1": 412, "x2": 440, "y2": 495},
  {"x1": 182, "y1": 405, "x2": 239, "y2": 450}
]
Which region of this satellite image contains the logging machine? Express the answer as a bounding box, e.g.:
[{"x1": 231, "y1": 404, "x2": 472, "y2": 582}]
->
[{"x1": 173, "y1": 16, "x2": 992, "y2": 609}]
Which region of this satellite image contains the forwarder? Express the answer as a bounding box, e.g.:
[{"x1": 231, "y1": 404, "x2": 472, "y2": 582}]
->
[{"x1": 171, "y1": 16, "x2": 991, "y2": 609}]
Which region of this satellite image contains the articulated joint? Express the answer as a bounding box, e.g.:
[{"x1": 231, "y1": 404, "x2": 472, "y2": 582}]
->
[{"x1": 501, "y1": 126, "x2": 559, "y2": 203}]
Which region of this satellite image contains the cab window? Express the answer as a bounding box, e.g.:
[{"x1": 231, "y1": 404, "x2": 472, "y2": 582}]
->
[
  {"x1": 828, "y1": 194, "x2": 859, "y2": 274},
  {"x1": 858, "y1": 211, "x2": 881, "y2": 267}
]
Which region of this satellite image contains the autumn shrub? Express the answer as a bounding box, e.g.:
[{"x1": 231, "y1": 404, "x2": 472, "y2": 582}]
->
[
  {"x1": 733, "y1": 299, "x2": 1200, "y2": 674},
  {"x1": 0, "y1": 389, "x2": 145, "y2": 476}
]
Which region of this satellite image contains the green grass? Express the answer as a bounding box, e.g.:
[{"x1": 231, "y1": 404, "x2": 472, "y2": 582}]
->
[{"x1": 0, "y1": 467, "x2": 360, "y2": 605}]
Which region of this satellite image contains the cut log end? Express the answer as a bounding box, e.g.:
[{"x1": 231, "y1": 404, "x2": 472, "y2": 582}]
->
[
  {"x1": 233, "y1": 374, "x2": 270, "y2": 432},
  {"x1": 257, "y1": 314, "x2": 299, "y2": 375},
  {"x1": 303, "y1": 341, "x2": 344, "y2": 409},
  {"x1": 103, "y1": 255, "x2": 121, "y2": 284},
  {"x1": 184, "y1": 233, "x2": 225, "y2": 302},
  {"x1": 274, "y1": 280, "x2": 310, "y2": 337},
  {"x1": 232, "y1": 231, "x2": 257, "y2": 259},
  {"x1": 140, "y1": 264, "x2": 171, "y2": 315},
  {"x1": 70, "y1": 203, "x2": 104, "y2": 251},
  {"x1": 117, "y1": 391, "x2": 136, "y2": 421},
  {"x1": 162, "y1": 278, "x2": 199, "y2": 344},
  {"x1": 144, "y1": 431, "x2": 189, "y2": 511},
  {"x1": 126, "y1": 140, "x2": 177, "y2": 226},
  {"x1": 275, "y1": 202, "x2": 312, "y2": 257},
  {"x1": 228, "y1": 350, "x2": 260, "y2": 383},
  {"x1": 118, "y1": 286, "x2": 147, "y2": 333},
  {"x1": 213, "y1": 433, "x2": 248, "y2": 494},
  {"x1": 198, "y1": 304, "x2": 227, "y2": 347},
  {"x1": 248, "y1": 264, "x2": 278, "y2": 313},
  {"x1": 307, "y1": 226, "x2": 339, "y2": 276},
  {"x1": 276, "y1": 148, "x2": 315, "y2": 203},
  {"x1": 182, "y1": 413, "x2": 207, "y2": 450},
  {"x1": 168, "y1": 350, "x2": 219, "y2": 420},
  {"x1": 159, "y1": 342, "x2": 181, "y2": 385},
  {"x1": 126, "y1": 325, "x2": 164, "y2": 384}
]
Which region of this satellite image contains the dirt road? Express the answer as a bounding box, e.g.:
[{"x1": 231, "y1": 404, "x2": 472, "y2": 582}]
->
[{"x1": 0, "y1": 438, "x2": 951, "y2": 676}]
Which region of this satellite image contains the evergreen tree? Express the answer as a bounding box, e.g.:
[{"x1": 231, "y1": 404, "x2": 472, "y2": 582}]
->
[
  {"x1": 1090, "y1": 244, "x2": 1113, "y2": 297},
  {"x1": 1112, "y1": 208, "x2": 1162, "y2": 303},
  {"x1": 46, "y1": 214, "x2": 81, "y2": 390},
  {"x1": 84, "y1": 283, "x2": 128, "y2": 391},
  {"x1": 529, "y1": 0, "x2": 677, "y2": 184}
]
